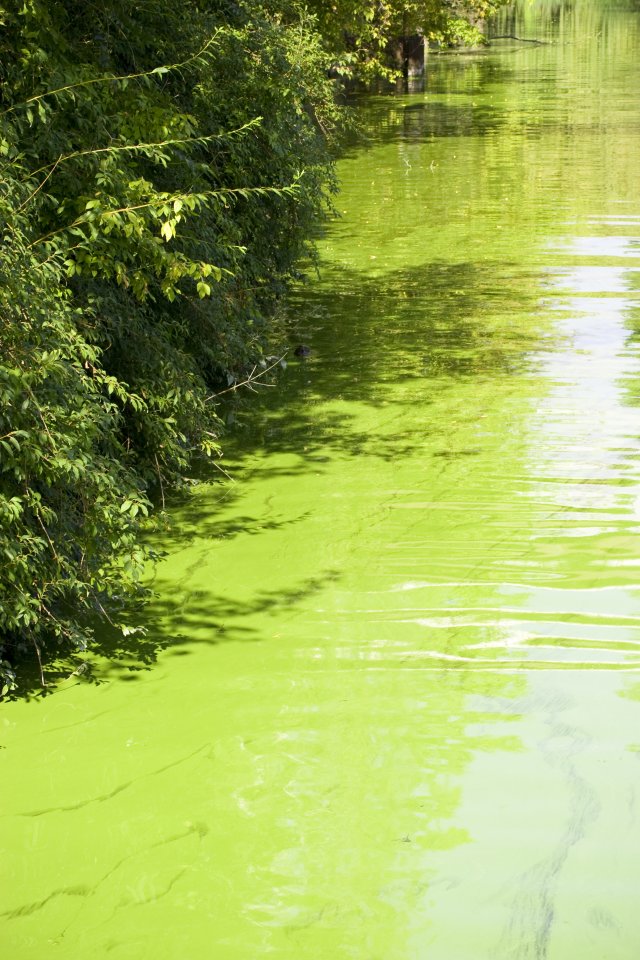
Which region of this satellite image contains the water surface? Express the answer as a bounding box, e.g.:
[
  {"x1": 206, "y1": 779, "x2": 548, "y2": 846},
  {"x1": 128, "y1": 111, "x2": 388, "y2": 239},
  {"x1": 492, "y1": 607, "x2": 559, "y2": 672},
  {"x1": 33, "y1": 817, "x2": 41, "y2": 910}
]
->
[{"x1": 3, "y1": 1, "x2": 640, "y2": 957}]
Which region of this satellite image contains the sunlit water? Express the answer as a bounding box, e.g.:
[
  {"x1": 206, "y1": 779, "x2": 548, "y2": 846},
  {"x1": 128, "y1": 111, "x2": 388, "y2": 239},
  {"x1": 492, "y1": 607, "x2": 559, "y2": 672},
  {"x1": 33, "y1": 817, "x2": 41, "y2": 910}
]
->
[{"x1": 3, "y1": 2, "x2": 640, "y2": 957}]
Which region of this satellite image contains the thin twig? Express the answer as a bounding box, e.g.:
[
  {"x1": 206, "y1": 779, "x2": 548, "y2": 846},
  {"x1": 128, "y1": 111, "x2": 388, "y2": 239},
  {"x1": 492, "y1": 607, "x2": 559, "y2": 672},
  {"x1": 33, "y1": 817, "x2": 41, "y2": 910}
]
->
[
  {"x1": 32, "y1": 638, "x2": 46, "y2": 688},
  {"x1": 489, "y1": 34, "x2": 547, "y2": 44},
  {"x1": 35, "y1": 511, "x2": 59, "y2": 563},
  {"x1": 17, "y1": 155, "x2": 61, "y2": 211},
  {"x1": 95, "y1": 598, "x2": 116, "y2": 627},
  {"x1": 154, "y1": 453, "x2": 166, "y2": 510},
  {"x1": 209, "y1": 458, "x2": 233, "y2": 481},
  {"x1": 205, "y1": 354, "x2": 286, "y2": 401},
  {"x1": 0, "y1": 32, "x2": 221, "y2": 118}
]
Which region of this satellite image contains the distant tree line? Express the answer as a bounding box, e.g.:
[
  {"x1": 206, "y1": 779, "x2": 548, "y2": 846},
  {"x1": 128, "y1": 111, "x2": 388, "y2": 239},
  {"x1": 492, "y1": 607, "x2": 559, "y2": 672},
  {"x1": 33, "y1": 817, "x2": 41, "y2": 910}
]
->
[{"x1": 0, "y1": 0, "x2": 506, "y2": 690}]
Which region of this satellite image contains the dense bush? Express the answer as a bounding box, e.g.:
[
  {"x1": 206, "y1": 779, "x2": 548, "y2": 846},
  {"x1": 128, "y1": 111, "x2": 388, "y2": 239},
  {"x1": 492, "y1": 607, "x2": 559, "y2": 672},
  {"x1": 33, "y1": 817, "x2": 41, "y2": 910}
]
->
[
  {"x1": 0, "y1": 183, "x2": 151, "y2": 685},
  {"x1": 0, "y1": 0, "x2": 341, "y2": 685},
  {"x1": 304, "y1": 0, "x2": 510, "y2": 82}
]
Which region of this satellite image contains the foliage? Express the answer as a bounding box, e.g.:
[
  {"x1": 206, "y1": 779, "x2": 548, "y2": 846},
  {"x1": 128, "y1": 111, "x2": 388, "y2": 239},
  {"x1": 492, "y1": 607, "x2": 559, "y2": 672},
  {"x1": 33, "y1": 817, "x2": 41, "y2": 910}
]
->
[
  {"x1": 304, "y1": 0, "x2": 511, "y2": 81},
  {"x1": 0, "y1": 0, "x2": 341, "y2": 684},
  {"x1": 0, "y1": 181, "x2": 151, "y2": 685},
  {"x1": 0, "y1": 0, "x2": 507, "y2": 686}
]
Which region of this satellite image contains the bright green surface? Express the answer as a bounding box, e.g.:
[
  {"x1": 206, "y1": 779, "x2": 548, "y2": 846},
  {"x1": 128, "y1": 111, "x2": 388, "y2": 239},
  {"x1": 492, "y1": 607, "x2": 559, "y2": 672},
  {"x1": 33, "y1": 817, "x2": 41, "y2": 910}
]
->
[{"x1": 4, "y1": 1, "x2": 640, "y2": 956}]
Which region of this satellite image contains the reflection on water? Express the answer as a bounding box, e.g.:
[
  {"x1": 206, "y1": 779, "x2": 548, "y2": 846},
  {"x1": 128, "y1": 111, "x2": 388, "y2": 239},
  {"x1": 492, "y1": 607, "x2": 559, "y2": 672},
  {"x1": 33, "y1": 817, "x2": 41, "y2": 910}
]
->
[{"x1": 3, "y1": 1, "x2": 640, "y2": 957}]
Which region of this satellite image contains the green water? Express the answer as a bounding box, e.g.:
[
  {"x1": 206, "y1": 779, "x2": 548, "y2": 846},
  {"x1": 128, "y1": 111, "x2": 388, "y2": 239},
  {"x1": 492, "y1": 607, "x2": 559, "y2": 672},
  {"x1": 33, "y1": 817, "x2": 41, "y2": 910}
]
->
[{"x1": 4, "y1": 1, "x2": 640, "y2": 956}]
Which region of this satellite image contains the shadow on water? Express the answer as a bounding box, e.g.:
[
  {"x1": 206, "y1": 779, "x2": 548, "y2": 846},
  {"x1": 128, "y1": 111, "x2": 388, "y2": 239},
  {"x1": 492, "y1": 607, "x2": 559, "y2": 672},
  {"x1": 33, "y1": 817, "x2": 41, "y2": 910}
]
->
[
  {"x1": 13, "y1": 44, "x2": 555, "y2": 698},
  {"x1": 13, "y1": 252, "x2": 550, "y2": 697},
  {"x1": 341, "y1": 94, "x2": 506, "y2": 161},
  {"x1": 157, "y1": 489, "x2": 313, "y2": 552},
  {"x1": 13, "y1": 566, "x2": 343, "y2": 698},
  {"x1": 361, "y1": 98, "x2": 505, "y2": 146},
  {"x1": 241, "y1": 257, "x2": 548, "y2": 465},
  {"x1": 11, "y1": 243, "x2": 551, "y2": 699},
  {"x1": 6, "y1": 7, "x2": 640, "y2": 960},
  {"x1": 337, "y1": 59, "x2": 514, "y2": 163}
]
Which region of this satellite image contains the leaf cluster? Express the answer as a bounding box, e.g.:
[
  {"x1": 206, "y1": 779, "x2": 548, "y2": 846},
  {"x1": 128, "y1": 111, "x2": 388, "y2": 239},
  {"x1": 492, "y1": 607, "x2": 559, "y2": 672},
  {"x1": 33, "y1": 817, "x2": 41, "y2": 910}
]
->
[
  {"x1": 303, "y1": 0, "x2": 511, "y2": 81},
  {"x1": 0, "y1": 0, "x2": 342, "y2": 685},
  {"x1": 0, "y1": 183, "x2": 151, "y2": 686}
]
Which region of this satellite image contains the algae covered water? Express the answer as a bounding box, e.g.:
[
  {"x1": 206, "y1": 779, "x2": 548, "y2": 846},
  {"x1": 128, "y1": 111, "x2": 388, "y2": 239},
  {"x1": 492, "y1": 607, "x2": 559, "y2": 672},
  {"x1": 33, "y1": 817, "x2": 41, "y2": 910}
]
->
[{"x1": 3, "y1": 1, "x2": 640, "y2": 956}]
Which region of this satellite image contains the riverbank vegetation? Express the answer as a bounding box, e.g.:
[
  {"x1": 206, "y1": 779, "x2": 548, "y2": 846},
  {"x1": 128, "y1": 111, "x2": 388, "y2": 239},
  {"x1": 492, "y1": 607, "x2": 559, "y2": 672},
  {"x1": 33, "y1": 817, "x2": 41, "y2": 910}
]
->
[{"x1": 0, "y1": 0, "x2": 506, "y2": 690}]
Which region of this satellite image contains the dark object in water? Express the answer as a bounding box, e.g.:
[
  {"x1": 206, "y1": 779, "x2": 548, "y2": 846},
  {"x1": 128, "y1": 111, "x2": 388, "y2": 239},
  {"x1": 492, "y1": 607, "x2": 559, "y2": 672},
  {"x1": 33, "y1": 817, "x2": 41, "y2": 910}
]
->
[{"x1": 294, "y1": 344, "x2": 311, "y2": 358}]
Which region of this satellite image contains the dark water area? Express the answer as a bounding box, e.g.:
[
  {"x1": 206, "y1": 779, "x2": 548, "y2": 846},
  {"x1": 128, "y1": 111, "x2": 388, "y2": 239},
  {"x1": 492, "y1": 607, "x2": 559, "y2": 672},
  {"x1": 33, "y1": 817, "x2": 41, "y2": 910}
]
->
[{"x1": 3, "y1": 1, "x2": 640, "y2": 957}]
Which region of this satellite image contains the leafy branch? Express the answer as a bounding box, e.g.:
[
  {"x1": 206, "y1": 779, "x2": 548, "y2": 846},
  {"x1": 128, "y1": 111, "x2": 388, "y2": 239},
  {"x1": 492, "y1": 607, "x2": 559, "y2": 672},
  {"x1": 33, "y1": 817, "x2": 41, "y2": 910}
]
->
[
  {"x1": 24, "y1": 119, "x2": 264, "y2": 183},
  {"x1": 28, "y1": 178, "x2": 302, "y2": 252},
  {"x1": 0, "y1": 31, "x2": 222, "y2": 119}
]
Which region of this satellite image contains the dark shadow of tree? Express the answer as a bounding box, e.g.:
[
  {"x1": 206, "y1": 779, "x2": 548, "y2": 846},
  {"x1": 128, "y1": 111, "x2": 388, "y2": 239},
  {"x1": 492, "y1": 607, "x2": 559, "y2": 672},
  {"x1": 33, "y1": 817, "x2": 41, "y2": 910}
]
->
[
  {"x1": 340, "y1": 58, "x2": 514, "y2": 158},
  {"x1": 8, "y1": 250, "x2": 552, "y2": 700},
  {"x1": 234, "y1": 256, "x2": 549, "y2": 473},
  {"x1": 9, "y1": 566, "x2": 342, "y2": 698},
  {"x1": 8, "y1": 158, "x2": 551, "y2": 700}
]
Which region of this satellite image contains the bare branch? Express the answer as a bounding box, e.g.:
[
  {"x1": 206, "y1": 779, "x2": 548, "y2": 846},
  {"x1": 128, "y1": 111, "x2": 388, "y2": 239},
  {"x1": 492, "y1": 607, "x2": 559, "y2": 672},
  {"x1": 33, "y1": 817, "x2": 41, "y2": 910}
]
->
[{"x1": 205, "y1": 354, "x2": 287, "y2": 401}]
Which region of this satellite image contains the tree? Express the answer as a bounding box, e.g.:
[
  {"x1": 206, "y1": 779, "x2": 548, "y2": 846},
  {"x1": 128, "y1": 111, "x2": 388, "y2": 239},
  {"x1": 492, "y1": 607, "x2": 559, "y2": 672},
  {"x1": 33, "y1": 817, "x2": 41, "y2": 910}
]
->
[
  {"x1": 0, "y1": 0, "x2": 342, "y2": 686},
  {"x1": 304, "y1": 1, "x2": 511, "y2": 82}
]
